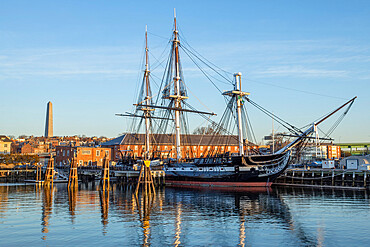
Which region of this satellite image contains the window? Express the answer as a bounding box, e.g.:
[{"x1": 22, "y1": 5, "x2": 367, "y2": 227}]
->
[
  {"x1": 105, "y1": 150, "x2": 109, "y2": 156},
  {"x1": 207, "y1": 146, "x2": 211, "y2": 151},
  {"x1": 228, "y1": 147, "x2": 231, "y2": 151},
  {"x1": 63, "y1": 150, "x2": 65, "y2": 156},
  {"x1": 165, "y1": 146, "x2": 168, "y2": 150},
  {"x1": 135, "y1": 146, "x2": 138, "y2": 150},
  {"x1": 82, "y1": 150, "x2": 91, "y2": 155},
  {"x1": 200, "y1": 146, "x2": 203, "y2": 151},
  {"x1": 4, "y1": 144, "x2": 7, "y2": 147},
  {"x1": 96, "y1": 150, "x2": 100, "y2": 156},
  {"x1": 193, "y1": 146, "x2": 196, "y2": 150},
  {"x1": 186, "y1": 146, "x2": 189, "y2": 150},
  {"x1": 127, "y1": 145, "x2": 130, "y2": 150},
  {"x1": 67, "y1": 150, "x2": 70, "y2": 156},
  {"x1": 235, "y1": 147, "x2": 238, "y2": 151},
  {"x1": 79, "y1": 160, "x2": 83, "y2": 165}
]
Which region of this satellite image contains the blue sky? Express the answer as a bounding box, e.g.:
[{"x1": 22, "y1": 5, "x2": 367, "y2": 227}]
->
[{"x1": 0, "y1": 0, "x2": 369, "y2": 143}]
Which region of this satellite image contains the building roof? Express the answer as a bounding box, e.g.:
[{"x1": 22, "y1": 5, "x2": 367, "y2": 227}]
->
[
  {"x1": 101, "y1": 133, "x2": 254, "y2": 146},
  {"x1": 101, "y1": 135, "x2": 126, "y2": 146},
  {"x1": 0, "y1": 135, "x2": 12, "y2": 143}
]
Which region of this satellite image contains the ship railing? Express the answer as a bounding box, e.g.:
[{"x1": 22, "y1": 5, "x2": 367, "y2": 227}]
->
[{"x1": 246, "y1": 152, "x2": 288, "y2": 165}]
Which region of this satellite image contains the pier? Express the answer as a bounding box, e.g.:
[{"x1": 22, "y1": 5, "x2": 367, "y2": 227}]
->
[
  {"x1": 274, "y1": 169, "x2": 369, "y2": 190},
  {"x1": 79, "y1": 169, "x2": 165, "y2": 187}
]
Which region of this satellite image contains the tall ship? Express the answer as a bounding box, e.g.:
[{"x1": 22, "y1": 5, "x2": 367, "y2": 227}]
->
[{"x1": 118, "y1": 13, "x2": 356, "y2": 188}]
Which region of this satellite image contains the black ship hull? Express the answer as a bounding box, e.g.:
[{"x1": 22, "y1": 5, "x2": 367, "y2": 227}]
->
[{"x1": 164, "y1": 152, "x2": 290, "y2": 188}]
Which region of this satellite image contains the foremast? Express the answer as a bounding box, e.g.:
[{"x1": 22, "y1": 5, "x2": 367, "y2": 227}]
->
[
  {"x1": 222, "y1": 73, "x2": 250, "y2": 156},
  {"x1": 142, "y1": 25, "x2": 154, "y2": 160}
]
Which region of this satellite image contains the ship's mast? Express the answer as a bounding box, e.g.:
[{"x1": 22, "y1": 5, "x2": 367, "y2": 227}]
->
[
  {"x1": 235, "y1": 73, "x2": 245, "y2": 156},
  {"x1": 222, "y1": 73, "x2": 250, "y2": 156},
  {"x1": 143, "y1": 25, "x2": 153, "y2": 160},
  {"x1": 172, "y1": 11, "x2": 183, "y2": 161}
]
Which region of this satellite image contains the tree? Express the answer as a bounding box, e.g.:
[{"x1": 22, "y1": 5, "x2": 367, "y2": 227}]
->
[{"x1": 192, "y1": 124, "x2": 220, "y2": 135}]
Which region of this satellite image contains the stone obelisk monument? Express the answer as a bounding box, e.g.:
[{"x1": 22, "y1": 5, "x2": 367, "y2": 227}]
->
[{"x1": 44, "y1": 101, "x2": 53, "y2": 137}]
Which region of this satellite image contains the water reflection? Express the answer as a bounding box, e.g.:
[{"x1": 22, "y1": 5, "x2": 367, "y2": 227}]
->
[
  {"x1": 68, "y1": 187, "x2": 77, "y2": 223},
  {"x1": 174, "y1": 203, "x2": 182, "y2": 247},
  {"x1": 164, "y1": 187, "x2": 319, "y2": 246},
  {"x1": 99, "y1": 190, "x2": 109, "y2": 234},
  {"x1": 0, "y1": 186, "x2": 9, "y2": 219},
  {"x1": 134, "y1": 187, "x2": 155, "y2": 246},
  {"x1": 41, "y1": 185, "x2": 54, "y2": 239},
  {"x1": 0, "y1": 183, "x2": 369, "y2": 246}
]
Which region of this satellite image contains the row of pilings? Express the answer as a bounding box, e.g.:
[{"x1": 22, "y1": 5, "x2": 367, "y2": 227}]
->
[{"x1": 274, "y1": 169, "x2": 370, "y2": 190}]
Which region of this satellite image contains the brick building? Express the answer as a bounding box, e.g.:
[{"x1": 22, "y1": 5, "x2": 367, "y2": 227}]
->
[
  {"x1": 101, "y1": 134, "x2": 259, "y2": 161},
  {"x1": 55, "y1": 146, "x2": 112, "y2": 167},
  {"x1": 326, "y1": 145, "x2": 341, "y2": 159}
]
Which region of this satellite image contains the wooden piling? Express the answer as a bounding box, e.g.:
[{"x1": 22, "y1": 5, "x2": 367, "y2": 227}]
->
[
  {"x1": 68, "y1": 154, "x2": 78, "y2": 188},
  {"x1": 44, "y1": 157, "x2": 54, "y2": 187},
  {"x1": 135, "y1": 160, "x2": 156, "y2": 196},
  {"x1": 100, "y1": 155, "x2": 110, "y2": 191}
]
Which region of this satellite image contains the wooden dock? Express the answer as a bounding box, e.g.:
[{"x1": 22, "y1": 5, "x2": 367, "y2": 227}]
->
[
  {"x1": 78, "y1": 169, "x2": 165, "y2": 186},
  {"x1": 274, "y1": 169, "x2": 369, "y2": 190}
]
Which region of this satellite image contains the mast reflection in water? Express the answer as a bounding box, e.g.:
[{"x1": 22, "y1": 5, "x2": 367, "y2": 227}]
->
[{"x1": 0, "y1": 183, "x2": 370, "y2": 246}]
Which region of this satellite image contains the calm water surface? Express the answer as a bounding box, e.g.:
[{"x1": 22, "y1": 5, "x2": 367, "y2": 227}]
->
[{"x1": 0, "y1": 183, "x2": 369, "y2": 246}]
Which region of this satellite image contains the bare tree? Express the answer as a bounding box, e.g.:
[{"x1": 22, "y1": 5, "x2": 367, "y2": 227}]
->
[{"x1": 193, "y1": 124, "x2": 220, "y2": 135}]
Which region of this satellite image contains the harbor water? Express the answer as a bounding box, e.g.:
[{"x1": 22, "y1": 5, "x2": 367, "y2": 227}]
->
[{"x1": 0, "y1": 183, "x2": 369, "y2": 246}]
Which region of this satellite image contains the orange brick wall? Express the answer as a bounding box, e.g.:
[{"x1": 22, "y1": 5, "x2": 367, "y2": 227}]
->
[
  {"x1": 111, "y1": 144, "x2": 260, "y2": 161},
  {"x1": 55, "y1": 146, "x2": 112, "y2": 167}
]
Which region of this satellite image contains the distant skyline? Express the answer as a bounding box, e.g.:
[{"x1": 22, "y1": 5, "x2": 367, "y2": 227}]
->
[{"x1": 1, "y1": 0, "x2": 369, "y2": 142}]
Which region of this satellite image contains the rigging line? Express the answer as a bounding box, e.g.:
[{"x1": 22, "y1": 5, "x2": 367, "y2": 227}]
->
[
  {"x1": 244, "y1": 106, "x2": 258, "y2": 145},
  {"x1": 147, "y1": 31, "x2": 172, "y2": 41},
  {"x1": 148, "y1": 42, "x2": 171, "y2": 71},
  {"x1": 150, "y1": 117, "x2": 174, "y2": 144},
  {"x1": 245, "y1": 78, "x2": 347, "y2": 100},
  {"x1": 150, "y1": 56, "x2": 167, "y2": 71},
  {"x1": 154, "y1": 50, "x2": 171, "y2": 106},
  {"x1": 181, "y1": 80, "x2": 216, "y2": 115},
  {"x1": 180, "y1": 46, "x2": 223, "y2": 94},
  {"x1": 148, "y1": 74, "x2": 160, "y2": 89},
  {"x1": 184, "y1": 101, "x2": 242, "y2": 145},
  {"x1": 177, "y1": 31, "x2": 234, "y2": 77},
  {"x1": 301, "y1": 98, "x2": 355, "y2": 130},
  {"x1": 184, "y1": 102, "x2": 228, "y2": 134},
  {"x1": 179, "y1": 42, "x2": 233, "y2": 85},
  {"x1": 181, "y1": 44, "x2": 233, "y2": 85},
  {"x1": 246, "y1": 98, "x2": 302, "y2": 135}
]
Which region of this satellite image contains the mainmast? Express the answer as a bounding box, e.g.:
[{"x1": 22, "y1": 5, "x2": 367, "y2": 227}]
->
[
  {"x1": 171, "y1": 11, "x2": 187, "y2": 161},
  {"x1": 223, "y1": 73, "x2": 250, "y2": 156}
]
